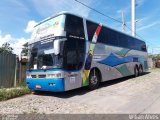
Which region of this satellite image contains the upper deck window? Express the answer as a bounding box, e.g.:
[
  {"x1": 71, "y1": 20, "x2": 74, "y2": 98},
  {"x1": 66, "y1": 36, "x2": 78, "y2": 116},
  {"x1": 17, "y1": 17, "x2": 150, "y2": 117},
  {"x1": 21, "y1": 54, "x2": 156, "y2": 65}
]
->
[{"x1": 65, "y1": 14, "x2": 85, "y2": 38}]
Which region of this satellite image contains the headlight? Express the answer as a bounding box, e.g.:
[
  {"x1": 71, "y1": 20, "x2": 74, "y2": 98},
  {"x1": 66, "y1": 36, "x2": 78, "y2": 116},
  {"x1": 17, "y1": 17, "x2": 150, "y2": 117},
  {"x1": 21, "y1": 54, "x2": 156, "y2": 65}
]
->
[
  {"x1": 47, "y1": 74, "x2": 55, "y2": 78},
  {"x1": 46, "y1": 73, "x2": 63, "y2": 78},
  {"x1": 26, "y1": 74, "x2": 32, "y2": 78}
]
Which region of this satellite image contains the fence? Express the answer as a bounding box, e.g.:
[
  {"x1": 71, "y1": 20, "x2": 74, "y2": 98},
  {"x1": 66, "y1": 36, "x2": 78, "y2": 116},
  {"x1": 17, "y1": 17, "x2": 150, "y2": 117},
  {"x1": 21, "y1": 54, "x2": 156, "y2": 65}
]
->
[
  {"x1": 147, "y1": 58, "x2": 154, "y2": 68},
  {"x1": 0, "y1": 53, "x2": 16, "y2": 88}
]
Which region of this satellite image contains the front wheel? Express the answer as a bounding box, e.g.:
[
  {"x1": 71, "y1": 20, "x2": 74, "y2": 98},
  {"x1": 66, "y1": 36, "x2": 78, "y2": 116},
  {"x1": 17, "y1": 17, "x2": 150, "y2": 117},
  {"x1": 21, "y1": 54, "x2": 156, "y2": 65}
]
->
[
  {"x1": 33, "y1": 90, "x2": 41, "y2": 95},
  {"x1": 89, "y1": 70, "x2": 100, "y2": 90}
]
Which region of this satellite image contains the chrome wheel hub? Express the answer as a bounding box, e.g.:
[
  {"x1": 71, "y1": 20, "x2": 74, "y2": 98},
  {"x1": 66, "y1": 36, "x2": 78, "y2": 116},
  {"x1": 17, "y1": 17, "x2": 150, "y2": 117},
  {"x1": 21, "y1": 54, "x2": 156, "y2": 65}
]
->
[{"x1": 90, "y1": 76, "x2": 98, "y2": 85}]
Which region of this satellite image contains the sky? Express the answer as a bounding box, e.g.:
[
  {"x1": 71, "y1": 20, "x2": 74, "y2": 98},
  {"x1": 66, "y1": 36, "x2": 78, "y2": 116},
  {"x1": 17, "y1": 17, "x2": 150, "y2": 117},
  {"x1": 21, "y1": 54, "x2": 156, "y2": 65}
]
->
[{"x1": 0, "y1": 0, "x2": 160, "y2": 55}]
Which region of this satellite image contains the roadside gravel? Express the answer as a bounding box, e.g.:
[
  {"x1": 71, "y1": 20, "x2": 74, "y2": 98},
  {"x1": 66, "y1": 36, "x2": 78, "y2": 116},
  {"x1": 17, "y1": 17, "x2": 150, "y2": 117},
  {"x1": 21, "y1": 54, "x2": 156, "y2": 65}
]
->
[{"x1": 0, "y1": 94, "x2": 97, "y2": 114}]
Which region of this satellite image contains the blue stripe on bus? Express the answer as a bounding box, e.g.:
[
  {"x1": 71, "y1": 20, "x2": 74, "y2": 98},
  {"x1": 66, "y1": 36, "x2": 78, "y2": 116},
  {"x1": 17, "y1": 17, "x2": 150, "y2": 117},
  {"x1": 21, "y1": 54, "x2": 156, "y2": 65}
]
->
[
  {"x1": 98, "y1": 53, "x2": 137, "y2": 67},
  {"x1": 26, "y1": 78, "x2": 65, "y2": 92}
]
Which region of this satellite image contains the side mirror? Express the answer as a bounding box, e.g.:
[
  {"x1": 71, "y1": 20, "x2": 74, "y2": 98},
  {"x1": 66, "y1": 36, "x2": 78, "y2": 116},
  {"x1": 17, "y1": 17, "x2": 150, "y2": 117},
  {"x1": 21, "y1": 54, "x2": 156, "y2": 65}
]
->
[
  {"x1": 54, "y1": 40, "x2": 60, "y2": 55},
  {"x1": 54, "y1": 38, "x2": 67, "y2": 55}
]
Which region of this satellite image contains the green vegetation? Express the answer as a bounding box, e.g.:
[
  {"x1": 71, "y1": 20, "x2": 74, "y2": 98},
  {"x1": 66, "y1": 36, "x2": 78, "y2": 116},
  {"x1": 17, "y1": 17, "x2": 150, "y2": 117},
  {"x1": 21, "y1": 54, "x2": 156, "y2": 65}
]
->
[
  {"x1": 0, "y1": 42, "x2": 13, "y2": 54},
  {"x1": 148, "y1": 54, "x2": 160, "y2": 60},
  {"x1": 0, "y1": 86, "x2": 31, "y2": 101}
]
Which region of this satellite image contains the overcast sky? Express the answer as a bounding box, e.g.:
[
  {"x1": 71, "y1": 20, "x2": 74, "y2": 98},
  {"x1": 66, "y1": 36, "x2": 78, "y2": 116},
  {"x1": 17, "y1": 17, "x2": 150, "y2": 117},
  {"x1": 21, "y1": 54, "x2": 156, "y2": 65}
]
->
[{"x1": 0, "y1": 0, "x2": 160, "y2": 55}]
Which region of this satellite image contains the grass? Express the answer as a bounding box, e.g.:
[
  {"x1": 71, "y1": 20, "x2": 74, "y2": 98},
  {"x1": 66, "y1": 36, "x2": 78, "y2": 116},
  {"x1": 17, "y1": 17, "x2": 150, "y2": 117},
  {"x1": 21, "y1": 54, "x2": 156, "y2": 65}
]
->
[{"x1": 0, "y1": 86, "x2": 31, "y2": 101}]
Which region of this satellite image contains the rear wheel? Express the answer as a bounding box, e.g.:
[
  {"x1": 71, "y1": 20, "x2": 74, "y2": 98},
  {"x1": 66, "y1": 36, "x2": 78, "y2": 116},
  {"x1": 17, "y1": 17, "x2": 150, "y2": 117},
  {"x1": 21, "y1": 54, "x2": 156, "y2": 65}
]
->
[
  {"x1": 89, "y1": 69, "x2": 100, "y2": 90},
  {"x1": 139, "y1": 65, "x2": 143, "y2": 76},
  {"x1": 134, "y1": 65, "x2": 139, "y2": 77}
]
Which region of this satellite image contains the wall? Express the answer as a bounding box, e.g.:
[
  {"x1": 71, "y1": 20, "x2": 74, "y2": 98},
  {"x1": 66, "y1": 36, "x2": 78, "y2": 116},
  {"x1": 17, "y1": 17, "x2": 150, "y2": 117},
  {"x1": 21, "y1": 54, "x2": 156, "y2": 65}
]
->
[
  {"x1": 0, "y1": 53, "x2": 16, "y2": 88},
  {"x1": 147, "y1": 58, "x2": 154, "y2": 68}
]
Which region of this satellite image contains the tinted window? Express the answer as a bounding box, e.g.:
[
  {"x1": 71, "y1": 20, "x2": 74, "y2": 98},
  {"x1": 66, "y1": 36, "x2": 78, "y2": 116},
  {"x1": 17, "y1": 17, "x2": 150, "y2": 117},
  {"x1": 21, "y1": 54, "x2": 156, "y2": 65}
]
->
[
  {"x1": 65, "y1": 14, "x2": 85, "y2": 38},
  {"x1": 63, "y1": 14, "x2": 86, "y2": 70},
  {"x1": 128, "y1": 37, "x2": 133, "y2": 49},
  {"x1": 134, "y1": 39, "x2": 147, "y2": 51},
  {"x1": 98, "y1": 27, "x2": 108, "y2": 44},
  {"x1": 86, "y1": 20, "x2": 98, "y2": 41},
  {"x1": 141, "y1": 42, "x2": 147, "y2": 51},
  {"x1": 126, "y1": 37, "x2": 147, "y2": 51},
  {"x1": 63, "y1": 38, "x2": 85, "y2": 70},
  {"x1": 119, "y1": 33, "x2": 129, "y2": 48},
  {"x1": 86, "y1": 19, "x2": 146, "y2": 52},
  {"x1": 107, "y1": 29, "x2": 118, "y2": 46}
]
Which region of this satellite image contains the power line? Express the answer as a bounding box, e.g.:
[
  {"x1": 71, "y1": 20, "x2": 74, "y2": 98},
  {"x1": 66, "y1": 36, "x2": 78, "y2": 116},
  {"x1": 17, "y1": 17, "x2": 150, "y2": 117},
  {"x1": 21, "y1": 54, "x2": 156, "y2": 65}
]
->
[
  {"x1": 75, "y1": 0, "x2": 122, "y2": 24},
  {"x1": 75, "y1": 0, "x2": 157, "y2": 47}
]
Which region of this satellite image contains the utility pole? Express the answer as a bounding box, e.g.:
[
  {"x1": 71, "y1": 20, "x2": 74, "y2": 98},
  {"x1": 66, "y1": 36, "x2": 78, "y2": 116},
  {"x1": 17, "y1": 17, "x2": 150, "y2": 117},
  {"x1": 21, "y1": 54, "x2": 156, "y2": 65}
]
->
[
  {"x1": 122, "y1": 11, "x2": 125, "y2": 32},
  {"x1": 131, "y1": 0, "x2": 136, "y2": 36}
]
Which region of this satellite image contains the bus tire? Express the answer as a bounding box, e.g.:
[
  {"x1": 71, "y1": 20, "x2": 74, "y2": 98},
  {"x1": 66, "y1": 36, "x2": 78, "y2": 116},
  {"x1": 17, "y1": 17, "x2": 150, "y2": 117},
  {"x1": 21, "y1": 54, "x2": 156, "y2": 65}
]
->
[
  {"x1": 134, "y1": 65, "x2": 139, "y2": 77},
  {"x1": 139, "y1": 65, "x2": 143, "y2": 76},
  {"x1": 89, "y1": 69, "x2": 100, "y2": 90}
]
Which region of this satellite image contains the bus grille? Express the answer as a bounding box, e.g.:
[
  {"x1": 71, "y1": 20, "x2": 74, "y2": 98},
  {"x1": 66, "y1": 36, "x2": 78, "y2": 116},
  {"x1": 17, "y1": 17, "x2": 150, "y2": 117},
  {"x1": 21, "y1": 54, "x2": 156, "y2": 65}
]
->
[
  {"x1": 38, "y1": 75, "x2": 46, "y2": 78},
  {"x1": 31, "y1": 75, "x2": 37, "y2": 78}
]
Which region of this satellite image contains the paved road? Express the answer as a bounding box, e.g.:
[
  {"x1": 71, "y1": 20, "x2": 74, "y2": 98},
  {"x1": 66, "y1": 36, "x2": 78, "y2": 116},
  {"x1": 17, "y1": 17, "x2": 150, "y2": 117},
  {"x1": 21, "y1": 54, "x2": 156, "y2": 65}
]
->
[{"x1": 0, "y1": 69, "x2": 160, "y2": 114}]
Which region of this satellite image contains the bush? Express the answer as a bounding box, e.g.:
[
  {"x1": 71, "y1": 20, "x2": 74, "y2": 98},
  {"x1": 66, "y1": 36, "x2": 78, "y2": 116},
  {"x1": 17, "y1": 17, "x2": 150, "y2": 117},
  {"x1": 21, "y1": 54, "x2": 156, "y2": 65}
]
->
[{"x1": 0, "y1": 87, "x2": 31, "y2": 101}]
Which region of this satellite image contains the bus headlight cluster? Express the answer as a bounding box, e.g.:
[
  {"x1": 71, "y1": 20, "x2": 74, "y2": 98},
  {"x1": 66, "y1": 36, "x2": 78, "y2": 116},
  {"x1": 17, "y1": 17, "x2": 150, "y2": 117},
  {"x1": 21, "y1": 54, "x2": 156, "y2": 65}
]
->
[
  {"x1": 26, "y1": 74, "x2": 32, "y2": 78},
  {"x1": 46, "y1": 73, "x2": 63, "y2": 78}
]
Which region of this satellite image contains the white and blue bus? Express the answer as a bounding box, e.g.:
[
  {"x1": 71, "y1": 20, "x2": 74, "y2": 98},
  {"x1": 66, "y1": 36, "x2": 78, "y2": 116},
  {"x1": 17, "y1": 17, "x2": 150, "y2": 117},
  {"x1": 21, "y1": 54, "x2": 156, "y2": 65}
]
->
[{"x1": 26, "y1": 12, "x2": 148, "y2": 92}]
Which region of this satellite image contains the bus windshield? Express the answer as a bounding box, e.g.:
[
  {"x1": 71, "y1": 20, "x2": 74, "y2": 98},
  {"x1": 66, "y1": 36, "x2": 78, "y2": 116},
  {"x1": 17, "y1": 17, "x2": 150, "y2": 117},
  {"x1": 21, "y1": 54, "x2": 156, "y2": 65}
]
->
[
  {"x1": 28, "y1": 14, "x2": 66, "y2": 70},
  {"x1": 28, "y1": 39, "x2": 65, "y2": 70}
]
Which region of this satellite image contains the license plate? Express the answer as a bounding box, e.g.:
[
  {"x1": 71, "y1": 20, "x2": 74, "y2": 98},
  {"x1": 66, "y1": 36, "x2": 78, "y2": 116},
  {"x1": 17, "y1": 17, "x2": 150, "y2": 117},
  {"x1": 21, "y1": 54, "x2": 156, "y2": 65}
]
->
[{"x1": 35, "y1": 85, "x2": 41, "y2": 89}]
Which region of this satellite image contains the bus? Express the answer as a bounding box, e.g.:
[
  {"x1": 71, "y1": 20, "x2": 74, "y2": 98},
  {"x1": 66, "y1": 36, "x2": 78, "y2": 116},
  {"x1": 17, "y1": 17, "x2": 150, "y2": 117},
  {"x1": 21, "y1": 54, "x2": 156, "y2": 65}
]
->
[{"x1": 26, "y1": 12, "x2": 148, "y2": 92}]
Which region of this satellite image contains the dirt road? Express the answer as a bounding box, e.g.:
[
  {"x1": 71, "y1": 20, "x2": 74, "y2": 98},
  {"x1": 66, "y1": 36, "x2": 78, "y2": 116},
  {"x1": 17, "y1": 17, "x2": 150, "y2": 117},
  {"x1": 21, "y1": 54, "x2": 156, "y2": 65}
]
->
[{"x1": 0, "y1": 69, "x2": 160, "y2": 114}]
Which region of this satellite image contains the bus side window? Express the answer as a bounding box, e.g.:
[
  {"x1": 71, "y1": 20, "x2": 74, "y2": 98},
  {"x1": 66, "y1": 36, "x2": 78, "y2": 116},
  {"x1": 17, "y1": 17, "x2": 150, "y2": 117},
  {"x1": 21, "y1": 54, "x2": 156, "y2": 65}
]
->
[
  {"x1": 141, "y1": 42, "x2": 147, "y2": 52},
  {"x1": 97, "y1": 27, "x2": 107, "y2": 44},
  {"x1": 107, "y1": 29, "x2": 118, "y2": 47},
  {"x1": 64, "y1": 15, "x2": 85, "y2": 70},
  {"x1": 64, "y1": 39, "x2": 85, "y2": 70},
  {"x1": 65, "y1": 14, "x2": 85, "y2": 38},
  {"x1": 86, "y1": 20, "x2": 98, "y2": 42}
]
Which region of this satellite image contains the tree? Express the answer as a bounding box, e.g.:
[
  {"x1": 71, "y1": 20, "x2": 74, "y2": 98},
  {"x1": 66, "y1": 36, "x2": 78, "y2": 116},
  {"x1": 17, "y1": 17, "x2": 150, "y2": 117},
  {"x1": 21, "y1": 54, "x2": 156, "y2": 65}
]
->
[
  {"x1": 148, "y1": 54, "x2": 160, "y2": 60},
  {"x1": 0, "y1": 42, "x2": 13, "y2": 54},
  {"x1": 21, "y1": 42, "x2": 28, "y2": 56},
  {"x1": 156, "y1": 54, "x2": 160, "y2": 60}
]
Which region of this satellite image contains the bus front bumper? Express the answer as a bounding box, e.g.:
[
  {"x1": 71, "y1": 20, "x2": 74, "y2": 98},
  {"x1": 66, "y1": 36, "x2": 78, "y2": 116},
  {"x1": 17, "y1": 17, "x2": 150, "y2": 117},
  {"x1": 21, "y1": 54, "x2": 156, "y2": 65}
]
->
[{"x1": 26, "y1": 78, "x2": 65, "y2": 92}]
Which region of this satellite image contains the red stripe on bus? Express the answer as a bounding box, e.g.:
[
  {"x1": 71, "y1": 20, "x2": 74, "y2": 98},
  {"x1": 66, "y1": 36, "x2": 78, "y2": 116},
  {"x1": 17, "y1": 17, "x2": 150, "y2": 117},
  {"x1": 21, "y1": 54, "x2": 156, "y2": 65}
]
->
[{"x1": 96, "y1": 24, "x2": 102, "y2": 37}]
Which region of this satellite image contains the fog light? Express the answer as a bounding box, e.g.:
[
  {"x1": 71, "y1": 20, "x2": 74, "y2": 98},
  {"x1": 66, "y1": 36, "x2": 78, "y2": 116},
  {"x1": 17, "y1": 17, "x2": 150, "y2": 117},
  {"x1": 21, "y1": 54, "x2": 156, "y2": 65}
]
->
[
  {"x1": 26, "y1": 74, "x2": 32, "y2": 78},
  {"x1": 27, "y1": 82, "x2": 30, "y2": 84},
  {"x1": 47, "y1": 74, "x2": 56, "y2": 78},
  {"x1": 49, "y1": 83, "x2": 56, "y2": 86},
  {"x1": 46, "y1": 73, "x2": 63, "y2": 78},
  {"x1": 56, "y1": 73, "x2": 62, "y2": 78}
]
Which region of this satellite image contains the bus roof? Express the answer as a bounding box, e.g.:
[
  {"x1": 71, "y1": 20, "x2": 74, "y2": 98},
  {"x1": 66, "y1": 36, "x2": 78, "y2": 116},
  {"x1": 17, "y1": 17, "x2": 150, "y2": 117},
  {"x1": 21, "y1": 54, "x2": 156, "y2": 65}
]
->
[{"x1": 34, "y1": 11, "x2": 145, "y2": 43}]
